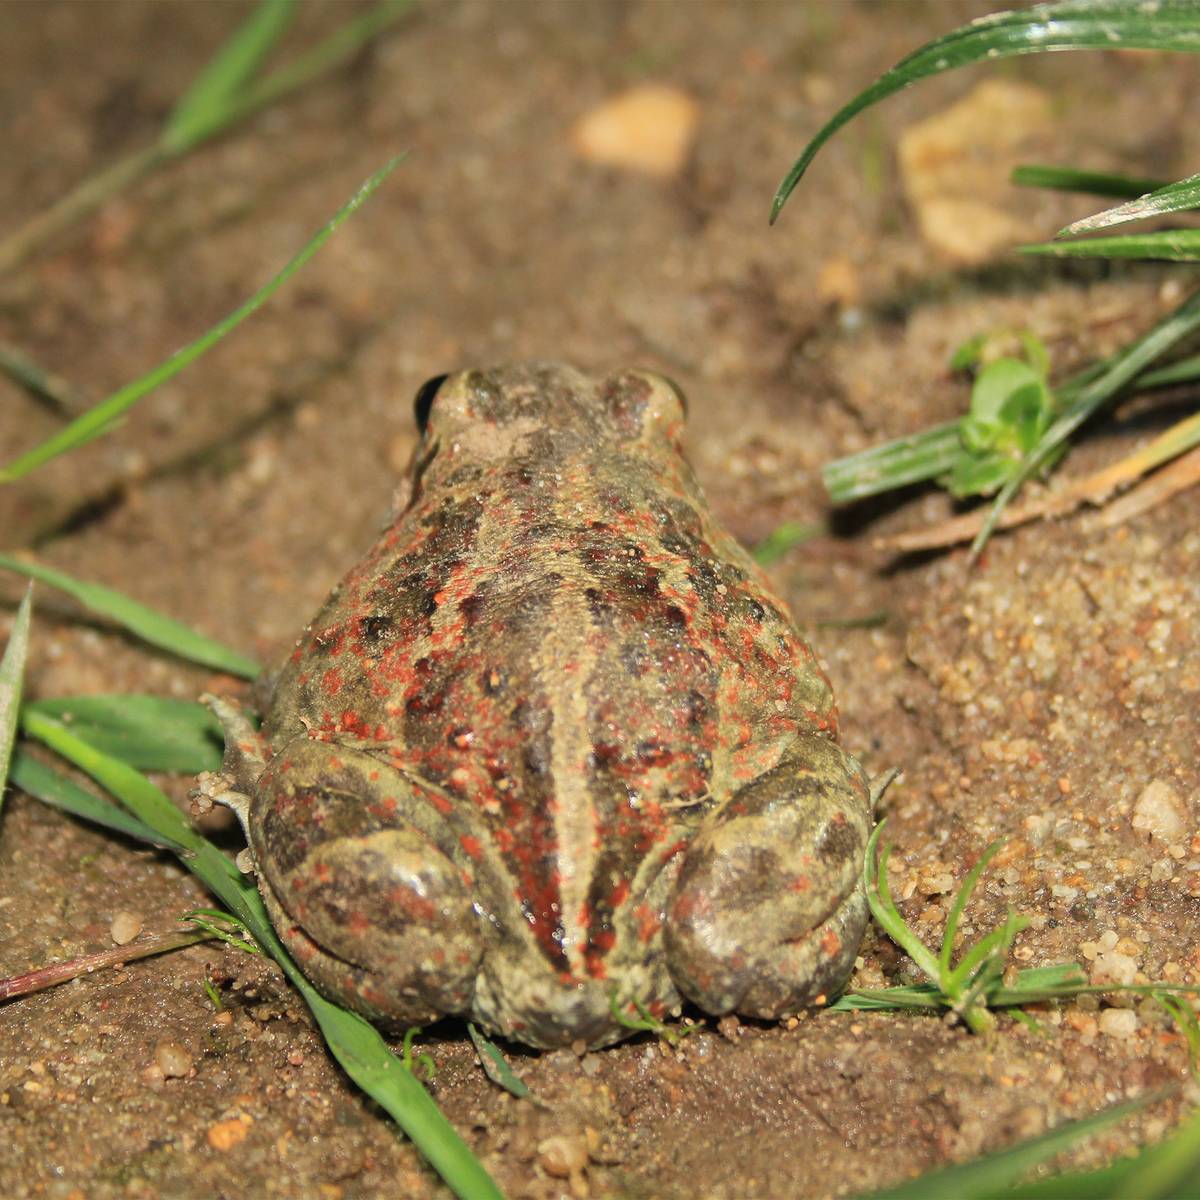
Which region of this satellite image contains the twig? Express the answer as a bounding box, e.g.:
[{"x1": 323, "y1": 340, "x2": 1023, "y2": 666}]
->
[
  {"x1": 877, "y1": 412, "x2": 1200, "y2": 553},
  {"x1": 0, "y1": 927, "x2": 213, "y2": 1001}
]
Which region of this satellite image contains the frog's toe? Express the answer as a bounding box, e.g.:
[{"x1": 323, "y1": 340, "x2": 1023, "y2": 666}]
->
[{"x1": 664, "y1": 735, "x2": 871, "y2": 1018}]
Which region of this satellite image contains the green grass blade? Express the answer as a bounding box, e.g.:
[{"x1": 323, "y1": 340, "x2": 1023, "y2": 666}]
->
[
  {"x1": 970, "y1": 285, "x2": 1200, "y2": 557},
  {"x1": 164, "y1": 0, "x2": 296, "y2": 153},
  {"x1": 1012, "y1": 164, "x2": 1168, "y2": 199},
  {"x1": 938, "y1": 841, "x2": 1005, "y2": 979},
  {"x1": 24, "y1": 695, "x2": 224, "y2": 773},
  {"x1": 1022, "y1": 229, "x2": 1200, "y2": 261},
  {"x1": 751, "y1": 521, "x2": 823, "y2": 566},
  {"x1": 0, "y1": 587, "x2": 33, "y2": 815},
  {"x1": 1110, "y1": 1105, "x2": 1200, "y2": 1200},
  {"x1": 8, "y1": 749, "x2": 179, "y2": 849},
  {"x1": 0, "y1": 554, "x2": 260, "y2": 679},
  {"x1": 224, "y1": 0, "x2": 415, "y2": 135},
  {"x1": 467, "y1": 1023, "x2": 532, "y2": 1099},
  {"x1": 0, "y1": 155, "x2": 403, "y2": 483},
  {"x1": 855, "y1": 1095, "x2": 1152, "y2": 1200},
  {"x1": 864, "y1": 824, "x2": 943, "y2": 983},
  {"x1": 23, "y1": 712, "x2": 504, "y2": 1200},
  {"x1": 0, "y1": 341, "x2": 81, "y2": 415},
  {"x1": 1138, "y1": 353, "x2": 1200, "y2": 390},
  {"x1": 828, "y1": 985, "x2": 945, "y2": 1013},
  {"x1": 824, "y1": 422, "x2": 963, "y2": 503},
  {"x1": 1059, "y1": 170, "x2": 1200, "y2": 236},
  {"x1": 770, "y1": 0, "x2": 1200, "y2": 224}
]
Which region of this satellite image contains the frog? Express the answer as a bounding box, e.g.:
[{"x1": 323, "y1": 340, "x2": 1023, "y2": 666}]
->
[{"x1": 198, "y1": 362, "x2": 872, "y2": 1049}]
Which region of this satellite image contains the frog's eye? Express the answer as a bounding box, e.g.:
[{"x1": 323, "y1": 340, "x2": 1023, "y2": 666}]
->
[
  {"x1": 603, "y1": 369, "x2": 688, "y2": 441},
  {"x1": 413, "y1": 373, "x2": 450, "y2": 433},
  {"x1": 658, "y1": 373, "x2": 688, "y2": 417}
]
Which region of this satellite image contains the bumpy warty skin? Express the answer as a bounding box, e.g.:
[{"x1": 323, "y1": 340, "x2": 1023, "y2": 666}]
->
[{"x1": 219, "y1": 363, "x2": 871, "y2": 1048}]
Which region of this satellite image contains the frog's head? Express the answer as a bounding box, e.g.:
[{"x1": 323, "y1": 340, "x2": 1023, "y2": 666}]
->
[{"x1": 410, "y1": 362, "x2": 688, "y2": 463}]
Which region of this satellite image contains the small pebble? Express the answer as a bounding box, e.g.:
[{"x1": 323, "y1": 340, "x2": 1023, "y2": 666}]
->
[
  {"x1": 155, "y1": 1040, "x2": 193, "y2": 1078},
  {"x1": 1098, "y1": 1009, "x2": 1139, "y2": 1040},
  {"x1": 207, "y1": 1117, "x2": 251, "y2": 1151},
  {"x1": 1132, "y1": 780, "x2": 1189, "y2": 843},
  {"x1": 539, "y1": 1133, "x2": 586, "y2": 1176},
  {"x1": 110, "y1": 911, "x2": 143, "y2": 945},
  {"x1": 570, "y1": 84, "x2": 699, "y2": 177}
]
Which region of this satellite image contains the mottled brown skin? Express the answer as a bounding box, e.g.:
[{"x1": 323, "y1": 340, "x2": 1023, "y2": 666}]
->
[{"x1": 211, "y1": 363, "x2": 871, "y2": 1049}]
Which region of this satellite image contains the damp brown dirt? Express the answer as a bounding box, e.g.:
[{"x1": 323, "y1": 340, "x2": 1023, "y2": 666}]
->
[{"x1": 1, "y1": 3, "x2": 1199, "y2": 1198}]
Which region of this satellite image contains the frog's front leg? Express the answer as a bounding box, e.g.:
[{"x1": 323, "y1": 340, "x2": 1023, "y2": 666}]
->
[
  {"x1": 664, "y1": 731, "x2": 871, "y2": 1017},
  {"x1": 246, "y1": 738, "x2": 485, "y2": 1028}
]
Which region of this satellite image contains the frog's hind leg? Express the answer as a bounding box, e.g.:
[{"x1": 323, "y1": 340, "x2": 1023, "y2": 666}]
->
[
  {"x1": 248, "y1": 739, "x2": 485, "y2": 1029},
  {"x1": 663, "y1": 731, "x2": 871, "y2": 1018}
]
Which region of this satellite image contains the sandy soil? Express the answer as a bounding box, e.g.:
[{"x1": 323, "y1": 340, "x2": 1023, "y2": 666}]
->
[{"x1": 1, "y1": 3, "x2": 1198, "y2": 1198}]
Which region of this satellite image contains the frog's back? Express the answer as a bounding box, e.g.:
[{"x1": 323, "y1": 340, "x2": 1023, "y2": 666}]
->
[{"x1": 266, "y1": 363, "x2": 837, "y2": 980}]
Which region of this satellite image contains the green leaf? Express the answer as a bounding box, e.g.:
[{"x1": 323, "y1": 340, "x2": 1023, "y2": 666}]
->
[
  {"x1": 855, "y1": 1096, "x2": 1153, "y2": 1200},
  {"x1": 0, "y1": 155, "x2": 404, "y2": 483},
  {"x1": 8, "y1": 749, "x2": 179, "y2": 849},
  {"x1": 164, "y1": 0, "x2": 297, "y2": 153},
  {"x1": 1012, "y1": 163, "x2": 1169, "y2": 200},
  {"x1": 24, "y1": 695, "x2": 225, "y2": 773},
  {"x1": 22, "y1": 713, "x2": 503, "y2": 1200},
  {"x1": 0, "y1": 587, "x2": 33, "y2": 814},
  {"x1": 971, "y1": 284, "x2": 1200, "y2": 557},
  {"x1": 1058, "y1": 169, "x2": 1200, "y2": 236},
  {"x1": 1022, "y1": 229, "x2": 1200, "y2": 262},
  {"x1": 0, "y1": 554, "x2": 259, "y2": 680},
  {"x1": 771, "y1": 0, "x2": 1200, "y2": 223}
]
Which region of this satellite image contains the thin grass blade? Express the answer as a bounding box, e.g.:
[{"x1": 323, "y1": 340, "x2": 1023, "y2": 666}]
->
[
  {"x1": 164, "y1": 0, "x2": 296, "y2": 153},
  {"x1": 938, "y1": 841, "x2": 1005, "y2": 979},
  {"x1": 0, "y1": 341, "x2": 81, "y2": 415},
  {"x1": 467, "y1": 1023, "x2": 532, "y2": 1099},
  {"x1": 1023, "y1": 229, "x2": 1200, "y2": 262},
  {"x1": 0, "y1": 554, "x2": 259, "y2": 679},
  {"x1": 23, "y1": 713, "x2": 503, "y2": 1200},
  {"x1": 854, "y1": 1095, "x2": 1152, "y2": 1200},
  {"x1": 226, "y1": 0, "x2": 416, "y2": 133},
  {"x1": 25, "y1": 695, "x2": 225, "y2": 773},
  {"x1": 9, "y1": 750, "x2": 180, "y2": 848},
  {"x1": 771, "y1": 0, "x2": 1200, "y2": 223},
  {"x1": 1110, "y1": 1105, "x2": 1200, "y2": 1200},
  {"x1": 751, "y1": 521, "x2": 823, "y2": 566},
  {"x1": 864, "y1": 824, "x2": 943, "y2": 982},
  {"x1": 0, "y1": 587, "x2": 33, "y2": 814},
  {"x1": 1012, "y1": 164, "x2": 1168, "y2": 199},
  {"x1": 970, "y1": 285, "x2": 1200, "y2": 557},
  {"x1": 824, "y1": 422, "x2": 963, "y2": 503},
  {"x1": 1058, "y1": 170, "x2": 1200, "y2": 236},
  {"x1": 0, "y1": 156, "x2": 403, "y2": 483}
]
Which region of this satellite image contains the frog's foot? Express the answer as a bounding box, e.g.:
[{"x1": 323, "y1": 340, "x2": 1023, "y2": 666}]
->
[
  {"x1": 250, "y1": 739, "x2": 484, "y2": 1028},
  {"x1": 201, "y1": 692, "x2": 269, "y2": 793},
  {"x1": 664, "y1": 732, "x2": 871, "y2": 1018}
]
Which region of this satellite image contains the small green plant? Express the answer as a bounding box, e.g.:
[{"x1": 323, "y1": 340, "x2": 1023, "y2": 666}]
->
[
  {"x1": 0, "y1": 0, "x2": 412, "y2": 275},
  {"x1": 402, "y1": 1028, "x2": 437, "y2": 1082},
  {"x1": 608, "y1": 992, "x2": 699, "y2": 1046},
  {"x1": 835, "y1": 823, "x2": 1200, "y2": 1036},
  {"x1": 774, "y1": 0, "x2": 1200, "y2": 558}
]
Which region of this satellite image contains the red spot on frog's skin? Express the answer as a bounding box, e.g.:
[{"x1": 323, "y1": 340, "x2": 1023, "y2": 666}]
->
[
  {"x1": 821, "y1": 928, "x2": 842, "y2": 958},
  {"x1": 634, "y1": 903, "x2": 661, "y2": 944},
  {"x1": 460, "y1": 834, "x2": 483, "y2": 860},
  {"x1": 347, "y1": 911, "x2": 372, "y2": 937},
  {"x1": 790, "y1": 875, "x2": 812, "y2": 893},
  {"x1": 321, "y1": 667, "x2": 342, "y2": 696}
]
